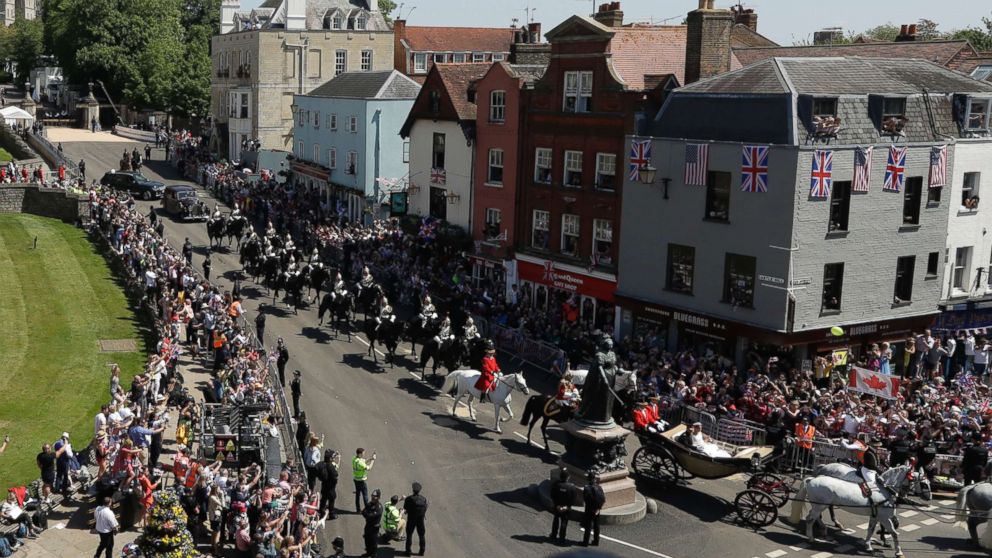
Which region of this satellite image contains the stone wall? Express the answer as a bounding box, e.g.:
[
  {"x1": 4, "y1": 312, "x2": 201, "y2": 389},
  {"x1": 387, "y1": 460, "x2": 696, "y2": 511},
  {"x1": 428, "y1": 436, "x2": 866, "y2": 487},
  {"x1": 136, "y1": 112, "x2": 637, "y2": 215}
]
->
[{"x1": 0, "y1": 184, "x2": 88, "y2": 223}]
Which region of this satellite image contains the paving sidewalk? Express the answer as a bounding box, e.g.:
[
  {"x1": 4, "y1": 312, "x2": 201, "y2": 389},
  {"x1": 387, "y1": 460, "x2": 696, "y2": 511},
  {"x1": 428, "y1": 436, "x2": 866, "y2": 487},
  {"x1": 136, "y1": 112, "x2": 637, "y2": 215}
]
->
[{"x1": 16, "y1": 350, "x2": 215, "y2": 558}]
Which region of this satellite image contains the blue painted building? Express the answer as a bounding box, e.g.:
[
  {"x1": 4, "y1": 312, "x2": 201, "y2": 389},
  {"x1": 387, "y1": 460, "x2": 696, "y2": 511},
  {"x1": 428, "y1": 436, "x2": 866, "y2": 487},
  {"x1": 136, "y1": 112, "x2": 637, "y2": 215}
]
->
[{"x1": 291, "y1": 69, "x2": 420, "y2": 223}]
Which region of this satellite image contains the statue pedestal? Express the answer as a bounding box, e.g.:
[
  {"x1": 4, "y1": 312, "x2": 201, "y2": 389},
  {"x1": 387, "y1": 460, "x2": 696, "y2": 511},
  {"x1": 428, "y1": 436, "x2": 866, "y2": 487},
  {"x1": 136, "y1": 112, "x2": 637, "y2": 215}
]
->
[
  {"x1": 536, "y1": 421, "x2": 646, "y2": 525},
  {"x1": 557, "y1": 421, "x2": 636, "y2": 509}
]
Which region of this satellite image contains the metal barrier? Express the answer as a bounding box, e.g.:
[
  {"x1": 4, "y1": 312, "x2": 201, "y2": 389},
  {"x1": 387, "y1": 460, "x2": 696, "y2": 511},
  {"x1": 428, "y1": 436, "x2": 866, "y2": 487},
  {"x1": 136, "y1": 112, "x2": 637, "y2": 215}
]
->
[
  {"x1": 933, "y1": 453, "x2": 962, "y2": 480},
  {"x1": 478, "y1": 316, "x2": 566, "y2": 376},
  {"x1": 682, "y1": 405, "x2": 719, "y2": 439},
  {"x1": 716, "y1": 418, "x2": 766, "y2": 446}
]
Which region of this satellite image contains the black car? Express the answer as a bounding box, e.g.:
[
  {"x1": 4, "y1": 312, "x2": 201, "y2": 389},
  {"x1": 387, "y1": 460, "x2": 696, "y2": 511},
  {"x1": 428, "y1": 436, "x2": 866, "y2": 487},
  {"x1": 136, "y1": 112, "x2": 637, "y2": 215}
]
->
[{"x1": 100, "y1": 171, "x2": 166, "y2": 200}]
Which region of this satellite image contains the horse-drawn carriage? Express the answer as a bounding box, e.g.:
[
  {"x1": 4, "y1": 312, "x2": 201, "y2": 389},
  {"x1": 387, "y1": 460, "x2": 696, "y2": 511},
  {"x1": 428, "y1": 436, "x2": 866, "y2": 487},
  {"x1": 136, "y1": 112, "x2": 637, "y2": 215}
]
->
[{"x1": 632, "y1": 423, "x2": 791, "y2": 528}]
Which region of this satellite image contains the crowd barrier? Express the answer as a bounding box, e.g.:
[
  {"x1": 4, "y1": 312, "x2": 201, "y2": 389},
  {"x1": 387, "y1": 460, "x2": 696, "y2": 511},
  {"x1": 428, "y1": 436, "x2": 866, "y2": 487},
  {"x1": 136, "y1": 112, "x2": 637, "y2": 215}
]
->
[
  {"x1": 113, "y1": 125, "x2": 157, "y2": 142},
  {"x1": 473, "y1": 314, "x2": 566, "y2": 375}
]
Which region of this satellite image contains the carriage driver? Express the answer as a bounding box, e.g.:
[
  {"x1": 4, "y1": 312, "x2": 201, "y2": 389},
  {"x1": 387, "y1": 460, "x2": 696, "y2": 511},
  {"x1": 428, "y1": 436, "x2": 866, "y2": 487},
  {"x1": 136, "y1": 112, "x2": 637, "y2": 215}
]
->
[
  {"x1": 633, "y1": 398, "x2": 668, "y2": 434},
  {"x1": 475, "y1": 341, "x2": 501, "y2": 402},
  {"x1": 376, "y1": 298, "x2": 395, "y2": 334}
]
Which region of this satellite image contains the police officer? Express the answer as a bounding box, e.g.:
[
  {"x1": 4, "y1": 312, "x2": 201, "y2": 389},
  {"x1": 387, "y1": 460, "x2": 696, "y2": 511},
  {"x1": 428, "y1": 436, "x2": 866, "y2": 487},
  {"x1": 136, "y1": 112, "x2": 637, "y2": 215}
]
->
[
  {"x1": 203, "y1": 253, "x2": 212, "y2": 282},
  {"x1": 362, "y1": 489, "x2": 384, "y2": 558},
  {"x1": 276, "y1": 338, "x2": 290, "y2": 387},
  {"x1": 381, "y1": 495, "x2": 405, "y2": 542},
  {"x1": 403, "y1": 482, "x2": 428, "y2": 556},
  {"x1": 290, "y1": 370, "x2": 302, "y2": 418},
  {"x1": 549, "y1": 468, "x2": 576, "y2": 543},
  {"x1": 254, "y1": 310, "x2": 266, "y2": 346},
  {"x1": 316, "y1": 449, "x2": 340, "y2": 519},
  {"x1": 581, "y1": 472, "x2": 605, "y2": 547},
  {"x1": 295, "y1": 411, "x2": 310, "y2": 455},
  {"x1": 182, "y1": 238, "x2": 193, "y2": 265},
  {"x1": 353, "y1": 448, "x2": 376, "y2": 512}
]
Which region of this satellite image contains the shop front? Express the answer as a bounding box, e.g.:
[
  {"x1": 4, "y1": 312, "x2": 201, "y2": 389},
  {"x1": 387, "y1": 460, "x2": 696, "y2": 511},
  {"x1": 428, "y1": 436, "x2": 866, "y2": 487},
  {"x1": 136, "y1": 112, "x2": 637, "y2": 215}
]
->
[
  {"x1": 290, "y1": 160, "x2": 329, "y2": 199},
  {"x1": 934, "y1": 301, "x2": 992, "y2": 334},
  {"x1": 515, "y1": 253, "x2": 618, "y2": 332},
  {"x1": 616, "y1": 294, "x2": 735, "y2": 358},
  {"x1": 290, "y1": 161, "x2": 366, "y2": 224}
]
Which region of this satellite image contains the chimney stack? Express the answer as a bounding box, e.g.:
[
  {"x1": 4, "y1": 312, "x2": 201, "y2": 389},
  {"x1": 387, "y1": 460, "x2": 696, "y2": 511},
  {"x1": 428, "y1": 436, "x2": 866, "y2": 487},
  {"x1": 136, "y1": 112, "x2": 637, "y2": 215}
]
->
[
  {"x1": 592, "y1": 1, "x2": 623, "y2": 28},
  {"x1": 895, "y1": 23, "x2": 917, "y2": 42},
  {"x1": 220, "y1": 0, "x2": 240, "y2": 34},
  {"x1": 368, "y1": 0, "x2": 378, "y2": 12},
  {"x1": 730, "y1": 4, "x2": 757, "y2": 32},
  {"x1": 684, "y1": 1, "x2": 734, "y2": 84},
  {"x1": 527, "y1": 22, "x2": 542, "y2": 43},
  {"x1": 285, "y1": 0, "x2": 306, "y2": 30},
  {"x1": 393, "y1": 20, "x2": 407, "y2": 73}
]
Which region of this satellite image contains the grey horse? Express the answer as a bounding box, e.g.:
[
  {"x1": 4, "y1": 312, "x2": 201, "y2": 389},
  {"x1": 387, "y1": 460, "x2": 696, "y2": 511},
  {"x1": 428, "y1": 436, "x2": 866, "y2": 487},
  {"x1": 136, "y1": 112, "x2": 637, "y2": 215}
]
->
[{"x1": 955, "y1": 482, "x2": 992, "y2": 549}]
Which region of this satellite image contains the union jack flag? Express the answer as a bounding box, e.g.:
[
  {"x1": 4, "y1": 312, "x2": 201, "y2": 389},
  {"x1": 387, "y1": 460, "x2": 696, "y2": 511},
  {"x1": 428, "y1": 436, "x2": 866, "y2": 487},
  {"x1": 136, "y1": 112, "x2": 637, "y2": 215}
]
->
[
  {"x1": 853, "y1": 146, "x2": 873, "y2": 192},
  {"x1": 809, "y1": 149, "x2": 833, "y2": 198},
  {"x1": 929, "y1": 145, "x2": 947, "y2": 188},
  {"x1": 684, "y1": 143, "x2": 709, "y2": 186},
  {"x1": 628, "y1": 139, "x2": 652, "y2": 182},
  {"x1": 883, "y1": 146, "x2": 907, "y2": 192},
  {"x1": 430, "y1": 167, "x2": 446, "y2": 185},
  {"x1": 740, "y1": 145, "x2": 769, "y2": 193}
]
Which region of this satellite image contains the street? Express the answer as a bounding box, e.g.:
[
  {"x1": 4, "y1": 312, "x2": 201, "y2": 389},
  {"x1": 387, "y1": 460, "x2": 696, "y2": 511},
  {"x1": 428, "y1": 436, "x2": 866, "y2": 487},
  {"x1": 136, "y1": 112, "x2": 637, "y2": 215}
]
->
[{"x1": 57, "y1": 131, "x2": 985, "y2": 558}]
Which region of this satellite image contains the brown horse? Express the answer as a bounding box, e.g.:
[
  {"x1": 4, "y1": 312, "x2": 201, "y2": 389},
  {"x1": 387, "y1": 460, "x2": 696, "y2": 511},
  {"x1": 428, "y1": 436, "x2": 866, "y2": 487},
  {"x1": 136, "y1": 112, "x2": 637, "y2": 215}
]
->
[{"x1": 520, "y1": 395, "x2": 575, "y2": 451}]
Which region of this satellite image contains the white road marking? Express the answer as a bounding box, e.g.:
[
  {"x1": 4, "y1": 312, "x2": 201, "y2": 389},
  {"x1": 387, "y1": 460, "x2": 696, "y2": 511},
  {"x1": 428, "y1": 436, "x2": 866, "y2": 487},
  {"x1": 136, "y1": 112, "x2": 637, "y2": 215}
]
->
[
  {"x1": 764, "y1": 550, "x2": 787, "y2": 558},
  {"x1": 940, "y1": 514, "x2": 955, "y2": 520},
  {"x1": 841, "y1": 528, "x2": 855, "y2": 534},
  {"x1": 577, "y1": 528, "x2": 675, "y2": 558},
  {"x1": 898, "y1": 510, "x2": 918, "y2": 518},
  {"x1": 856, "y1": 522, "x2": 870, "y2": 530},
  {"x1": 810, "y1": 552, "x2": 832, "y2": 558},
  {"x1": 923, "y1": 505, "x2": 937, "y2": 511},
  {"x1": 352, "y1": 334, "x2": 387, "y2": 358},
  {"x1": 920, "y1": 517, "x2": 939, "y2": 526},
  {"x1": 901, "y1": 524, "x2": 920, "y2": 532},
  {"x1": 513, "y1": 431, "x2": 557, "y2": 452},
  {"x1": 939, "y1": 499, "x2": 955, "y2": 505},
  {"x1": 788, "y1": 543, "x2": 809, "y2": 551}
]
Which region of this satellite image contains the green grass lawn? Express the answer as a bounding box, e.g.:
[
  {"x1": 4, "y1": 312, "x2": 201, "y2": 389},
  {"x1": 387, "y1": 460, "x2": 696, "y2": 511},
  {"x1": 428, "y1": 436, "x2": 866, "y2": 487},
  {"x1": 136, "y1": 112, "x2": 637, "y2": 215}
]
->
[
  {"x1": 0, "y1": 148, "x2": 12, "y2": 163},
  {"x1": 0, "y1": 214, "x2": 147, "y2": 488}
]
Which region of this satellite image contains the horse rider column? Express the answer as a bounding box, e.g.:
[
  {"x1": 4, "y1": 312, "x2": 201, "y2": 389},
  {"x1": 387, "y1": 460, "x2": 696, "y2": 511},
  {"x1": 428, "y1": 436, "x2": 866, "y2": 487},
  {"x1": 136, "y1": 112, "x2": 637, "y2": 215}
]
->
[{"x1": 539, "y1": 331, "x2": 647, "y2": 524}]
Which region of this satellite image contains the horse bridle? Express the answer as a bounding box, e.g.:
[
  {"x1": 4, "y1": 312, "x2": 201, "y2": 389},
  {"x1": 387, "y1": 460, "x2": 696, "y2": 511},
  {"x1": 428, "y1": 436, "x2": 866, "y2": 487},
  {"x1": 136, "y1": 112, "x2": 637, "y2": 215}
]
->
[{"x1": 496, "y1": 373, "x2": 525, "y2": 391}]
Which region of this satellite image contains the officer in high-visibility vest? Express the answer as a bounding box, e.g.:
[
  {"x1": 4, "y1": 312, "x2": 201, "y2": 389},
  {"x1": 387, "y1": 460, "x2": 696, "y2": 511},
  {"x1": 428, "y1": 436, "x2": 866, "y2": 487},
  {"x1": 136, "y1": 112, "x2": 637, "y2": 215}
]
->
[
  {"x1": 381, "y1": 494, "x2": 406, "y2": 542},
  {"x1": 794, "y1": 416, "x2": 816, "y2": 469},
  {"x1": 352, "y1": 447, "x2": 376, "y2": 512}
]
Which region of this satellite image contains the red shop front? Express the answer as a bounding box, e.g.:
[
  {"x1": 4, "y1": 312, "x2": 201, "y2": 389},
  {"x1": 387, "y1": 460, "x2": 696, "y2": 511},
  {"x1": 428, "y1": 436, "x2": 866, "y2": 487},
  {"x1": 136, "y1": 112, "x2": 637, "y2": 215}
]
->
[{"x1": 514, "y1": 254, "x2": 618, "y2": 330}]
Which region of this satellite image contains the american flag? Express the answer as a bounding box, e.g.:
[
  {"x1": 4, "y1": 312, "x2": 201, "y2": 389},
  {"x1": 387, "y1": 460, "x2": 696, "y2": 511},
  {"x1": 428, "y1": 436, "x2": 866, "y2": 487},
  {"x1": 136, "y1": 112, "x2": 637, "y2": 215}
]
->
[
  {"x1": 684, "y1": 143, "x2": 709, "y2": 186},
  {"x1": 853, "y1": 146, "x2": 873, "y2": 192},
  {"x1": 430, "y1": 167, "x2": 446, "y2": 185},
  {"x1": 628, "y1": 139, "x2": 652, "y2": 182},
  {"x1": 809, "y1": 149, "x2": 833, "y2": 198},
  {"x1": 740, "y1": 145, "x2": 769, "y2": 193},
  {"x1": 883, "y1": 146, "x2": 907, "y2": 192},
  {"x1": 929, "y1": 145, "x2": 947, "y2": 188}
]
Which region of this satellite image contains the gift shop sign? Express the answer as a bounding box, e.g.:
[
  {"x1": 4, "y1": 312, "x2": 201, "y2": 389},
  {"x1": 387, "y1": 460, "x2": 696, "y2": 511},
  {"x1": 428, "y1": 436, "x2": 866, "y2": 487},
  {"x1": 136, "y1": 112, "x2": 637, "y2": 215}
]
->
[{"x1": 516, "y1": 259, "x2": 616, "y2": 302}]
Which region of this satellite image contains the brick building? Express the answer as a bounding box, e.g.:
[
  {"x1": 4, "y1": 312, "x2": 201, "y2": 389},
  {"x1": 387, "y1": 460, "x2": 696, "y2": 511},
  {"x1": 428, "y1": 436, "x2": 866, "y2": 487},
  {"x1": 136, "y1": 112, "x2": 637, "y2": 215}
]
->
[
  {"x1": 513, "y1": 3, "x2": 681, "y2": 331},
  {"x1": 392, "y1": 20, "x2": 516, "y2": 80},
  {"x1": 616, "y1": 57, "x2": 992, "y2": 367}
]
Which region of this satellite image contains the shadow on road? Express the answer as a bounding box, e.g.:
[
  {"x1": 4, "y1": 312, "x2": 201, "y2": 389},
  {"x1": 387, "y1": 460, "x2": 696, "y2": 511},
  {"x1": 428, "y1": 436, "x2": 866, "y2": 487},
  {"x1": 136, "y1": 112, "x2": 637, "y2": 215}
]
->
[
  {"x1": 485, "y1": 486, "x2": 545, "y2": 513},
  {"x1": 342, "y1": 352, "x2": 383, "y2": 374},
  {"x1": 635, "y1": 480, "x2": 730, "y2": 523},
  {"x1": 917, "y1": 534, "x2": 987, "y2": 555},
  {"x1": 499, "y1": 438, "x2": 560, "y2": 465},
  {"x1": 422, "y1": 411, "x2": 495, "y2": 441},
  {"x1": 396, "y1": 377, "x2": 439, "y2": 401},
  {"x1": 300, "y1": 325, "x2": 333, "y2": 345}
]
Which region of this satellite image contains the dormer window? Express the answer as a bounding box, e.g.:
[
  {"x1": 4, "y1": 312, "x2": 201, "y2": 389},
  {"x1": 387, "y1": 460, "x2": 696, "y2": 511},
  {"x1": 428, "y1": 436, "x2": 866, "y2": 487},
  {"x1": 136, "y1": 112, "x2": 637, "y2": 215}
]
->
[
  {"x1": 881, "y1": 97, "x2": 908, "y2": 136},
  {"x1": 812, "y1": 97, "x2": 841, "y2": 138},
  {"x1": 323, "y1": 11, "x2": 343, "y2": 29},
  {"x1": 356, "y1": 15, "x2": 367, "y2": 30},
  {"x1": 966, "y1": 98, "x2": 991, "y2": 130}
]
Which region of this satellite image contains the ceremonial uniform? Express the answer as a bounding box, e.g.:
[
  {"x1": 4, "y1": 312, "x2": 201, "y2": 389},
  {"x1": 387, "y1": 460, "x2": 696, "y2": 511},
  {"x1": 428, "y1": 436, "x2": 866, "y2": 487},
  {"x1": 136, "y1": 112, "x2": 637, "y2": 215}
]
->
[{"x1": 475, "y1": 354, "x2": 500, "y2": 400}]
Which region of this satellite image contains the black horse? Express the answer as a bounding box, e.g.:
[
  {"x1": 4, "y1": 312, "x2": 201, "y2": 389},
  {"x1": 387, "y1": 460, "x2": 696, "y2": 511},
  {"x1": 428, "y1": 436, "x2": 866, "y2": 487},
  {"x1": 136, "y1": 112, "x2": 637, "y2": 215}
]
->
[
  {"x1": 416, "y1": 336, "x2": 460, "y2": 381},
  {"x1": 520, "y1": 395, "x2": 575, "y2": 451},
  {"x1": 282, "y1": 271, "x2": 305, "y2": 314},
  {"x1": 226, "y1": 215, "x2": 248, "y2": 249},
  {"x1": 356, "y1": 283, "x2": 383, "y2": 319},
  {"x1": 240, "y1": 236, "x2": 262, "y2": 275},
  {"x1": 206, "y1": 216, "x2": 227, "y2": 248},
  {"x1": 362, "y1": 317, "x2": 403, "y2": 368},
  {"x1": 406, "y1": 314, "x2": 440, "y2": 358},
  {"x1": 318, "y1": 291, "x2": 353, "y2": 340},
  {"x1": 305, "y1": 264, "x2": 330, "y2": 304}
]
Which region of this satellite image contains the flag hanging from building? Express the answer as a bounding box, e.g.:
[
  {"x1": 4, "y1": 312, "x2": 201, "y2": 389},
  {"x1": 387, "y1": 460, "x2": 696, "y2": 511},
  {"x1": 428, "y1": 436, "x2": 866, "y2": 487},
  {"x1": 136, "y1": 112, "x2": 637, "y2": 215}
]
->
[
  {"x1": 883, "y1": 146, "x2": 907, "y2": 192},
  {"x1": 684, "y1": 143, "x2": 709, "y2": 186},
  {"x1": 929, "y1": 145, "x2": 947, "y2": 188},
  {"x1": 430, "y1": 167, "x2": 446, "y2": 185},
  {"x1": 740, "y1": 145, "x2": 769, "y2": 193},
  {"x1": 628, "y1": 139, "x2": 652, "y2": 182},
  {"x1": 809, "y1": 149, "x2": 833, "y2": 198},
  {"x1": 853, "y1": 146, "x2": 873, "y2": 192}
]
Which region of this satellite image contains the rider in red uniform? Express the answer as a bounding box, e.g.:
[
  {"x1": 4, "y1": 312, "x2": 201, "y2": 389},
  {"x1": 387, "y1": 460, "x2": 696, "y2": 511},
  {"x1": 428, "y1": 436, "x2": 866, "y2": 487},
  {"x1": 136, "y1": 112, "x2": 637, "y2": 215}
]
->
[{"x1": 475, "y1": 342, "x2": 500, "y2": 402}]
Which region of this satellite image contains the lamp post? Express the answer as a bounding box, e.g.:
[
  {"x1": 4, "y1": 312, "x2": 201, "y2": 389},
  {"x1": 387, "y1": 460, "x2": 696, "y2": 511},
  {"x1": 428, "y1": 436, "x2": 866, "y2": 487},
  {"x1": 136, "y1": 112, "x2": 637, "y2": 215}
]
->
[{"x1": 637, "y1": 163, "x2": 670, "y2": 200}]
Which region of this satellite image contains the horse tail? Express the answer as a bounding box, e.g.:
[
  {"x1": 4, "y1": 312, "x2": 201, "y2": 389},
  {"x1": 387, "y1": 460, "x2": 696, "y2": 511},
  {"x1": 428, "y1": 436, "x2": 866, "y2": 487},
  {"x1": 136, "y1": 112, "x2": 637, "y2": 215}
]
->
[
  {"x1": 789, "y1": 478, "x2": 809, "y2": 524},
  {"x1": 440, "y1": 372, "x2": 458, "y2": 395},
  {"x1": 520, "y1": 396, "x2": 536, "y2": 426},
  {"x1": 956, "y1": 483, "x2": 976, "y2": 527}
]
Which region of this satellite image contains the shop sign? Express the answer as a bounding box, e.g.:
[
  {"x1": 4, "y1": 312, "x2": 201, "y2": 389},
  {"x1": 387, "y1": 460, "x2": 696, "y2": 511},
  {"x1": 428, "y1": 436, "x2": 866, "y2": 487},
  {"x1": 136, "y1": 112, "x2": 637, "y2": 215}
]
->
[
  {"x1": 516, "y1": 259, "x2": 616, "y2": 302},
  {"x1": 290, "y1": 161, "x2": 329, "y2": 181},
  {"x1": 633, "y1": 301, "x2": 728, "y2": 334}
]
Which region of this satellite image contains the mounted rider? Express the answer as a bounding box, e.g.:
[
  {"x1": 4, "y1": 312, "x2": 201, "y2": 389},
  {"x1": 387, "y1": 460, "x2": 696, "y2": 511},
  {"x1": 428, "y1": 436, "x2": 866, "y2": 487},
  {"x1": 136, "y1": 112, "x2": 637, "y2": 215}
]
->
[
  {"x1": 841, "y1": 434, "x2": 888, "y2": 499},
  {"x1": 462, "y1": 317, "x2": 479, "y2": 341},
  {"x1": 332, "y1": 272, "x2": 347, "y2": 301},
  {"x1": 419, "y1": 295, "x2": 437, "y2": 324},
  {"x1": 212, "y1": 204, "x2": 222, "y2": 220},
  {"x1": 359, "y1": 266, "x2": 375, "y2": 291},
  {"x1": 310, "y1": 247, "x2": 320, "y2": 264},
  {"x1": 434, "y1": 315, "x2": 453, "y2": 346},
  {"x1": 376, "y1": 297, "x2": 395, "y2": 334},
  {"x1": 475, "y1": 341, "x2": 500, "y2": 402},
  {"x1": 555, "y1": 373, "x2": 580, "y2": 410}
]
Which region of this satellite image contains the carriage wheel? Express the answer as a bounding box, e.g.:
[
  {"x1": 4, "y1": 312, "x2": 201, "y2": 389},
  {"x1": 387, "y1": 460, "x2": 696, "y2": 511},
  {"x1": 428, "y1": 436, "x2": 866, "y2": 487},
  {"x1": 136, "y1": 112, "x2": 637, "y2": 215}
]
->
[
  {"x1": 735, "y1": 489, "x2": 778, "y2": 528},
  {"x1": 632, "y1": 447, "x2": 682, "y2": 485},
  {"x1": 746, "y1": 473, "x2": 791, "y2": 508}
]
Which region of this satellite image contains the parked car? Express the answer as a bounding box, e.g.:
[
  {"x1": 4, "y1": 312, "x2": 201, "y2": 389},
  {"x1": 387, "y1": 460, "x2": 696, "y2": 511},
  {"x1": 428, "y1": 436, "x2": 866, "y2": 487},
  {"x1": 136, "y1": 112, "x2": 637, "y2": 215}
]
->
[
  {"x1": 161, "y1": 184, "x2": 208, "y2": 221},
  {"x1": 100, "y1": 171, "x2": 165, "y2": 200}
]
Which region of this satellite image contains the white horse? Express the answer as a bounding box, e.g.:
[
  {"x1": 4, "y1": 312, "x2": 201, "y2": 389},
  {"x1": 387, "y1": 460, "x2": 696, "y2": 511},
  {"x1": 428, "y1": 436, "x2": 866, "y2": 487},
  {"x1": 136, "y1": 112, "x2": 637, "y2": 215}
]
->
[
  {"x1": 789, "y1": 463, "x2": 915, "y2": 557},
  {"x1": 440, "y1": 369, "x2": 530, "y2": 433}
]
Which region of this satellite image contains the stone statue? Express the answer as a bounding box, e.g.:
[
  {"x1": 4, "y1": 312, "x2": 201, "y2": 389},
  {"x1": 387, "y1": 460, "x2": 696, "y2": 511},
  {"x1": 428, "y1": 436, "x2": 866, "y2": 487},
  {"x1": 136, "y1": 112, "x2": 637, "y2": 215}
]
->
[{"x1": 576, "y1": 332, "x2": 618, "y2": 428}]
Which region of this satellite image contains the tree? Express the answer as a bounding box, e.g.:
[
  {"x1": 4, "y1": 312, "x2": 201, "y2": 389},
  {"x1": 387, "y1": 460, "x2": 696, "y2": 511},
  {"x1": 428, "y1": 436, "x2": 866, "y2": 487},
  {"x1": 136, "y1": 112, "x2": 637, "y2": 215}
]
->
[
  {"x1": 378, "y1": 0, "x2": 396, "y2": 22},
  {"x1": 850, "y1": 23, "x2": 901, "y2": 43},
  {"x1": 10, "y1": 19, "x2": 44, "y2": 84},
  {"x1": 949, "y1": 13, "x2": 992, "y2": 52}
]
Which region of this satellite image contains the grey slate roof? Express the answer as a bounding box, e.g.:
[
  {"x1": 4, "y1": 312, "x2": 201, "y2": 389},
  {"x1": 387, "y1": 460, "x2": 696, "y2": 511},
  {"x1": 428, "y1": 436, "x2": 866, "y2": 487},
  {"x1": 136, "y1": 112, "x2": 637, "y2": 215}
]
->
[
  {"x1": 656, "y1": 57, "x2": 992, "y2": 145},
  {"x1": 262, "y1": 0, "x2": 389, "y2": 31},
  {"x1": 306, "y1": 70, "x2": 421, "y2": 99}
]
